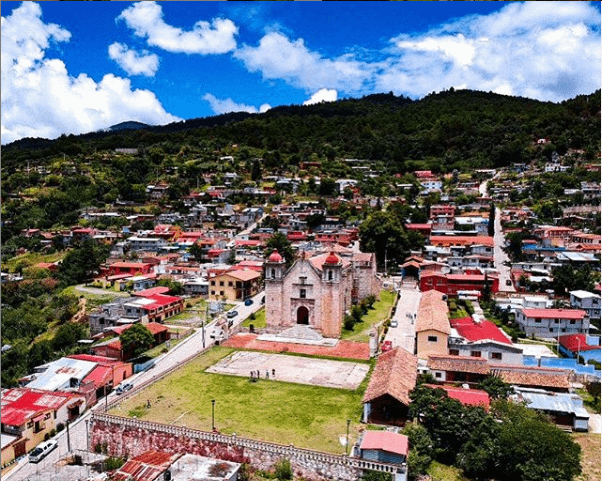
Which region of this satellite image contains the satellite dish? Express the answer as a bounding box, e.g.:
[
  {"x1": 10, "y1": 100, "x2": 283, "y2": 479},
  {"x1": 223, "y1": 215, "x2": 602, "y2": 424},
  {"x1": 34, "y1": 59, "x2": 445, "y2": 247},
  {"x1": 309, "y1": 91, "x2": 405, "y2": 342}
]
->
[{"x1": 441, "y1": 266, "x2": 451, "y2": 274}]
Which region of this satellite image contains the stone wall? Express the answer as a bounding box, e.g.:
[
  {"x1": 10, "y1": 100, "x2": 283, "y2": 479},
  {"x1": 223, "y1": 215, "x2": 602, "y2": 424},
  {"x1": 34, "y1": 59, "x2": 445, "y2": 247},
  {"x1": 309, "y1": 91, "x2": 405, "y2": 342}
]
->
[{"x1": 91, "y1": 414, "x2": 404, "y2": 481}]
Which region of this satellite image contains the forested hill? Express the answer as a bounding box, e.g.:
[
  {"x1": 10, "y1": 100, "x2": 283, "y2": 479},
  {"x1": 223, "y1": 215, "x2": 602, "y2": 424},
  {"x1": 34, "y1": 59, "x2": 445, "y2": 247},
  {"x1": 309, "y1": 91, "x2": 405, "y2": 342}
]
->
[{"x1": 2, "y1": 89, "x2": 600, "y2": 173}]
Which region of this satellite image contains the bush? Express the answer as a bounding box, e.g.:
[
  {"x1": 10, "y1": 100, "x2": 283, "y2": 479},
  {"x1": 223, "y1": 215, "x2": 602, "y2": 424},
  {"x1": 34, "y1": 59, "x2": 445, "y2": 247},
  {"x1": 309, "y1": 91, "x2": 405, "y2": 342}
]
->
[
  {"x1": 56, "y1": 422, "x2": 65, "y2": 432},
  {"x1": 104, "y1": 456, "x2": 125, "y2": 471},
  {"x1": 274, "y1": 458, "x2": 292, "y2": 480},
  {"x1": 343, "y1": 315, "x2": 356, "y2": 331}
]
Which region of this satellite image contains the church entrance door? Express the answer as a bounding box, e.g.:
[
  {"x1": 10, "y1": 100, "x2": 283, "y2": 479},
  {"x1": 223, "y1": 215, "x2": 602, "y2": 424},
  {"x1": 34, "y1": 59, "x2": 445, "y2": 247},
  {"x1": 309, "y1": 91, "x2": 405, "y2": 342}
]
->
[{"x1": 297, "y1": 306, "x2": 309, "y2": 325}]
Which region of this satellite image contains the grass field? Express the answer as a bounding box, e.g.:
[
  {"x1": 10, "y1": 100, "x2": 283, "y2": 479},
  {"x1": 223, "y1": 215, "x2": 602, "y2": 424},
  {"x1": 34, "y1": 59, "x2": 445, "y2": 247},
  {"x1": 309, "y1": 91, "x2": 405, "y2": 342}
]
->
[
  {"x1": 427, "y1": 461, "x2": 473, "y2": 481},
  {"x1": 242, "y1": 308, "x2": 266, "y2": 328},
  {"x1": 574, "y1": 433, "x2": 602, "y2": 481},
  {"x1": 341, "y1": 290, "x2": 397, "y2": 342},
  {"x1": 111, "y1": 346, "x2": 371, "y2": 453},
  {"x1": 5, "y1": 251, "x2": 65, "y2": 273}
]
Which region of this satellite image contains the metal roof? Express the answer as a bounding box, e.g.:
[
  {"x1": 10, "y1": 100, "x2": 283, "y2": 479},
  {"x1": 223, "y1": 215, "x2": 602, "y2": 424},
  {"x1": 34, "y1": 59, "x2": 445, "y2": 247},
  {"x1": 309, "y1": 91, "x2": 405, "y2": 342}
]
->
[{"x1": 512, "y1": 387, "x2": 589, "y2": 418}]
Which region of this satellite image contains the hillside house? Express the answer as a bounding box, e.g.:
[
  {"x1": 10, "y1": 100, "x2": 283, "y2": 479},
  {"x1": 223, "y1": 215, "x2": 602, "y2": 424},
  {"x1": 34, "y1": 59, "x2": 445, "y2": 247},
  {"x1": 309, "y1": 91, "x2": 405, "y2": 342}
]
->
[{"x1": 516, "y1": 308, "x2": 588, "y2": 338}]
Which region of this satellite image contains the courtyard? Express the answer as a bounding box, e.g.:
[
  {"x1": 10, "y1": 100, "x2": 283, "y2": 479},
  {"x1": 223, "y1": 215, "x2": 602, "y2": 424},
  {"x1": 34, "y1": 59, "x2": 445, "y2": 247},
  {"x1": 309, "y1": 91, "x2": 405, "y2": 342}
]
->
[
  {"x1": 110, "y1": 346, "x2": 373, "y2": 453},
  {"x1": 206, "y1": 350, "x2": 370, "y2": 389}
]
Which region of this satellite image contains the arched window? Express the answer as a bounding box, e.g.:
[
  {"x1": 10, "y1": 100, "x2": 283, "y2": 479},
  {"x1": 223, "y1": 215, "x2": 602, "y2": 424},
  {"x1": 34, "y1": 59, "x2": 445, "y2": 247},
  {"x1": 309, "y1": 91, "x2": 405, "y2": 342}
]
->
[
  {"x1": 271, "y1": 268, "x2": 276, "y2": 279},
  {"x1": 328, "y1": 270, "x2": 333, "y2": 281}
]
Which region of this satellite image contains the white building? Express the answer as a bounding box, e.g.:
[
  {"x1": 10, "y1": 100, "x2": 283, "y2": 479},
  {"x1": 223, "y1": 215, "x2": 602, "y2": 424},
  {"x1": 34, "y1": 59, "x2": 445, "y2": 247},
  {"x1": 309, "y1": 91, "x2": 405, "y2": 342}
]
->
[
  {"x1": 570, "y1": 290, "x2": 601, "y2": 323},
  {"x1": 516, "y1": 308, "x2": 588, "y2": 338}
]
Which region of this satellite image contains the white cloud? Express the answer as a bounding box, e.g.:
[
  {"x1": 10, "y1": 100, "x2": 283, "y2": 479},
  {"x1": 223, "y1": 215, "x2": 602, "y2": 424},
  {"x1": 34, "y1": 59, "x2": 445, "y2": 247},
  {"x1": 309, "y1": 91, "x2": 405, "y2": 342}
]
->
[
  {"x1": 118, "y1": 1, "x2": 238, "y2": 55},
  {"x1": 203, "y1": 93, "x2": 270, "y2": 115},
  {"x1": 303, "y1": 88, "x2": 338, "y2": 105},
  {"x1": 233, "y1": 31, "x2": 376, "y2": 92},
  {"x1": 380, "y1": 1, "x2": 600, "y2": 101},
  {"x1": 1, "y1": 3, "x2": 179, "y2": 144},
  {"x1": 108, "y1": 42, "x2": 159, "y2": 77}
]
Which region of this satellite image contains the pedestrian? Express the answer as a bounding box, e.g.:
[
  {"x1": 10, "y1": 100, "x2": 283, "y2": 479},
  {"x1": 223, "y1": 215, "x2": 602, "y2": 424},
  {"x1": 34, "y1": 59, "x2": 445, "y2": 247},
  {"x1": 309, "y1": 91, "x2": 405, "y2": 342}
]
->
[
  {"x1": 250, "y1": 370, "x2": 254, "y2": 379},
  {"x1": 272, "y1": 368, "x2": 276, "y2": 377},
  {"x1": 266, "y1": 370, "x2": 269, "y2": 379},
  {"x1": 147, "y1": 399, "x2": 151, "y2": 408}
]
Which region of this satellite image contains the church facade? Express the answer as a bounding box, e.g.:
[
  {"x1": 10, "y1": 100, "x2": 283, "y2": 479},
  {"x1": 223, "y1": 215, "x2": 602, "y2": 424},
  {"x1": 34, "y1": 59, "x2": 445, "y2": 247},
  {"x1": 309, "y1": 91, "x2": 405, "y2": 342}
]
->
[{"x1": 264, "y1": 247, "x2": 380, "y2": 338}]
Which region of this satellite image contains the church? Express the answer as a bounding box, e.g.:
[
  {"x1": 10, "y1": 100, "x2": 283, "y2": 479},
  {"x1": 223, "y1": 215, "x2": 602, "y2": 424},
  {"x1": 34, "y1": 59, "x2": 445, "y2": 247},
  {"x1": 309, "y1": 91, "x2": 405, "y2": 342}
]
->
[{"x1": 264, "y1": 246, "x2": 380, "y2": 338}]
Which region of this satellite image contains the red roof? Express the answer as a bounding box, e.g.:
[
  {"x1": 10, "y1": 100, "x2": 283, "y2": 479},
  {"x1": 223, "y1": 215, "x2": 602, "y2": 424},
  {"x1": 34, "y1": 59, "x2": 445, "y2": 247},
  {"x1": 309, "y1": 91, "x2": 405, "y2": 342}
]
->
[
  {"x1": 450, "y1": 317, "x2": 512, "y2": 345},
  {"x1": 83, "y1": 365, "x2": 112, "y2": 387},
  {"x1": 113, "y1": 450, "x2": 179, "y2": 481},
  {"x1": 67, "y1": 354, "x2": 120, "y2": 364},
  {"x1": 360, "y1": 430, "x2": 409, "y2": 456},
  {"x1": 1, "y1": 389, "x2": 79, "y2": 426},
  {"x1": 144, "y1": 294, "x2": 183, "y2": 309},
  {"x1": 110, "y1": 262, "x2": 152, "y2": 269},
  {"x1": 268, "y1": 249, "x2": 283, "y2": 262},
  {"x1": 134, "y1": 287, "x2": 170, "y2": 297},
  {"x1": 521, "y1": 308, "x2": 587, "y2": 320},
  {"x1": 110, "y1": 322, "x2": 168, "y2": 336},
  {"x1": 424, "y1": 384, "x2": 490, "y2": 408},
  {"x1": 324, "y1": 251, "x2": 341, "y2": 265},
  {"x1": 558, "y1": 334, "x2": 600, "y2": 353}
]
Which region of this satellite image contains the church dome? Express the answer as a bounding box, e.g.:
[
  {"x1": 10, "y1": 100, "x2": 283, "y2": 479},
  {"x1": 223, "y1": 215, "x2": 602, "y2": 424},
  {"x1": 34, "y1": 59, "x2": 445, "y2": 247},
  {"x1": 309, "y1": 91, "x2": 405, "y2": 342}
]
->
[
  {"x1": 268, "y1": 249, "x2": 284, "y2": 263},
  {"x1": 323, "y1": 251, "x2": 341, "y2": 265}
]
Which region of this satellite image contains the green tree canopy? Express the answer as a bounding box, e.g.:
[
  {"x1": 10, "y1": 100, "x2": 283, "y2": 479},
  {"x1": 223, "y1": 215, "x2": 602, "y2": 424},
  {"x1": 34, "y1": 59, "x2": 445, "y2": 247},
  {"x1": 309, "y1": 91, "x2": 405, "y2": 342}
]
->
[
  {"x1": 119, "y1": 324, "x2": 155, "y2": 360},
  {"x1": 265, "y1": 232, "x2": 296, "y2": 268}
]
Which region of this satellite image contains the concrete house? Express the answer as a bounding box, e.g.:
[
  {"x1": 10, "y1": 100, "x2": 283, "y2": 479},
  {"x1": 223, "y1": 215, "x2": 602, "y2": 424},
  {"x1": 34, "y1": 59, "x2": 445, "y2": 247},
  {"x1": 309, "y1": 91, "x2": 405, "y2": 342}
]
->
[
  {"x1": 516, "y1": 308, "x2": 588, "y2": 338},
  {"x1": 415, "y1": 290, "x2": 451, "y2": 360}
]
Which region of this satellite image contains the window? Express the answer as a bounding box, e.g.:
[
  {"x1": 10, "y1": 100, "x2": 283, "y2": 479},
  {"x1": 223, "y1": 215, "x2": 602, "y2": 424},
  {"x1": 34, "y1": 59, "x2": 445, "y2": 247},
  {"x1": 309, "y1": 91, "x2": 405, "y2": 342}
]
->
[
  {"x1": 449, "y1": 349, "x2": 459, "y2": 356},
  {"x1": 300, "y1": 289, "x2": 306, "y2": 299},
  {"x1": 435, "y1": 372, "x2": 442, "y2": 378},
  {"x1": 211, "y1": 290, "x2": 215, "y2": 295},
  {"x1": 271, "y1": 268, "x2": 276, "y2": 279},
  {"x1": 219, "y1": 281, "x2": 224, "y2": 287},
  {"x1": 220, "y1": 291, "x2": 224, "y2": 296},
  {"x1": 228, "y1": 281, "x2": 233, "y2": 287},
  {"x1": 328, "y1": 271, "x2": 333, "y2": 281},
  {"x1": 570, "y1": 320, "x2": 576, "y2": 325},
  {"x1": 428, "y1": 335, "x2": 438, "y2": 342},
  {"x1": 549, "y1": 328, "x2": 554, "y2": 332},
  {"x1": 561, "y1": 328, "x2": 566, "y2": 332},
  {"x1": 211, "y1": 280, "x2": 216, "y2": 286},
  {"x1": 554, "y1": 319, "x2": 560, "y2": 324},
  {"x1": 470, "y1": 350, "x2": 482, "y2": 358},
  {"x1": 491, "y1": 352, "x2": 502, "y2": 360},
  {"x1": 535, "y1": 318, "x2": 541, "y2": 323}
]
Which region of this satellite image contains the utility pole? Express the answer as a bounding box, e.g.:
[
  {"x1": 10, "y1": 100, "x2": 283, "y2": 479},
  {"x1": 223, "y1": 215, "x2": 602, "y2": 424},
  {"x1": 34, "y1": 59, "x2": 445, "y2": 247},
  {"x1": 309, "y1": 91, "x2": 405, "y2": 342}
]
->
[{"x1": 66, "y1": 420, "x2": 71, "y2": 453}]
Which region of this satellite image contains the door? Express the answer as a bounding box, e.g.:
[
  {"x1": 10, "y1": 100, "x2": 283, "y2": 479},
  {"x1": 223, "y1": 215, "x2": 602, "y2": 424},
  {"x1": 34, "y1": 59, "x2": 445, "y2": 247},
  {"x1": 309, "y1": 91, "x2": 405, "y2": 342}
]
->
[{"x1": 297, "y1": 306, "x2": 309, "y2": 325}]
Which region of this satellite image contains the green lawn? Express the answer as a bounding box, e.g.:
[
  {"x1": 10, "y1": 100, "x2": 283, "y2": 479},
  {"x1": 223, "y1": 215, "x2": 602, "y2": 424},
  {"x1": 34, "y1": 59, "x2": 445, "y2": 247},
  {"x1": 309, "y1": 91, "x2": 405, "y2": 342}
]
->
[
  {"x1": 242, "y1": 308, "x2": 266, "y2": 328},
  {"x1": 428, "y1": 461, "x2": 474, "y2": 481},
  {"x1": 111, "y1": 346, "x2": 370, "y2": 453},
  {"x1": 341, "y1": 290, "x2": 397, "y2": 342}
]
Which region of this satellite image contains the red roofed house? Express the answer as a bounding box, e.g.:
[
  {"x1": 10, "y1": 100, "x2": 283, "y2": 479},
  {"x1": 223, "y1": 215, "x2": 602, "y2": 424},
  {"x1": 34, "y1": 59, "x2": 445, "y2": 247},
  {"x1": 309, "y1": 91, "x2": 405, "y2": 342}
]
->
[
  {"x1": 449, "y1": 317, "x2": 523, "y2": 365},
  {"x1": 92, "y1": 323, "x2": 170, "y2": 361},
  {"x1": 111, "y1": 450, "x2": 181, "y2": 481},
  {"x1": 516, "y1": 308, "x2": 588, "y2": 338},
  {"x1": 358, "y1": 430, "x2": 409, "y2": 466},
  {"x1": 1, "y1": 388, "x2": 87, "y2": 465},
  {"x1": 420, "y1": 272, "x2": 499, "y2": 297},
  {"x1": 424, "y1": 384, "x2": 490, "y2": 409},
  {"x1": 105, "y1": 262, "x2": 153, "y2": 277},
  {"x1": 362, "y1": 348, "x2": 417, "y2": 426},
  {"x1": 558, "y1": 334, "x2": 601, "y2": 364},
  {"x1": 68, "y1": 354, "x2": 133, "y2": 402}
]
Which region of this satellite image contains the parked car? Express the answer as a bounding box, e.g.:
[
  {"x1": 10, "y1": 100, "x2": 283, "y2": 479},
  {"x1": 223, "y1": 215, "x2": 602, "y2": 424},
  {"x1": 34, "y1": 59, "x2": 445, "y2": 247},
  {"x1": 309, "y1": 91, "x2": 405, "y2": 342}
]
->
[
  {"x1": 244, "y1": 299, "x2": 253, "y2": 306},
  {"x1": 226, "y1": 310, "x2": 238, "y2": 319},
  {"x1": 390, "y1": 320, "x2": 398, "y2": 328},
  {"x1": 115, "y1": 382, "x2": 133, "y2": 395},
  {"x1": 382, "y1": 340, "x2": 393, "y2": 352},
  {"x1": 29, "y1": 439, "x2": 58, "y2": 463}
]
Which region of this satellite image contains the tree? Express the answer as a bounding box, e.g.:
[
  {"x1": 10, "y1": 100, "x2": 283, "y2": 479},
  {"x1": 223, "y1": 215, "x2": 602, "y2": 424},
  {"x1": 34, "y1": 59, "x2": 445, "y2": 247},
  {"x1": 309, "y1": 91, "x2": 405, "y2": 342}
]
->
[
  {"x1": 120, "y1": 324, "x2": 155, "y2": 360},
  {"x1": 156, "y1": 278, "x2": 184, "y2": 295},
  {"x1": 57, "y1": 239, "x2": 109, "y2": 286},
  {"x1": 359, "y1": 211, "x2": 423, "y2": 269},
  {"x1": 318, "y1": 177, "x2": 337, "y2": 196},
  {"x1": 251, "y1": 159, "x2": 262, "y2": 182},
  {"x1": 53, "y1": 322, "x2": 88, "y2": 352},
  {"x1": 402, "y1": 423, "x2": 433, "y2": 480},
  {"x1": 488, "y1": 203, "x2": 495, "y2": 237},
  {"x1": 265, "y1": 232, "x2": 296, "y2": 268},
  {"x1": 477, "y1": 375, "x2": 514, "y2": 400},
  {"x1": 552, "y1": 264, "x2": 595, "y2": 296},
  {"x1": 188, "y1": 242, "x2": 205, "y2": 263}
]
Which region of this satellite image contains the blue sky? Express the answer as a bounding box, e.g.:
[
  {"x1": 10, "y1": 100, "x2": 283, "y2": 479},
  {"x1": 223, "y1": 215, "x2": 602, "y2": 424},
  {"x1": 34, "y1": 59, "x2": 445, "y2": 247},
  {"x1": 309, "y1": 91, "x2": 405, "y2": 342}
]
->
[{"x1": 2, "y1": 1, "x2": 600, "y2": 144}]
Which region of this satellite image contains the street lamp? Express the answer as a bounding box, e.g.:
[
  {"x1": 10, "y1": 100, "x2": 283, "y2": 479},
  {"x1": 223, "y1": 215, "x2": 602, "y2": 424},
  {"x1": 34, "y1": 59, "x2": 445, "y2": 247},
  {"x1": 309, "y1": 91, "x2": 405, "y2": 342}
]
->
[
  {"x1": 211, "y1": 399, "x2": 216, "y2": 431},
  {"x1": 346, "y1": 419, "x2": 351, "y2": 455}
]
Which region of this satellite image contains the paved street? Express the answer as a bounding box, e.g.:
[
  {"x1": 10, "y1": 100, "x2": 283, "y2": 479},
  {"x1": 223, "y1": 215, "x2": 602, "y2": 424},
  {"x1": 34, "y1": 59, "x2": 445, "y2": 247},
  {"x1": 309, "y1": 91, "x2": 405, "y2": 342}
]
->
[
  {"x1": 493, "y1": 207, "x2": 516, "y2": 293},
  {"x1": 384, "y1": 285, "x2": 421, "y2": 354}
]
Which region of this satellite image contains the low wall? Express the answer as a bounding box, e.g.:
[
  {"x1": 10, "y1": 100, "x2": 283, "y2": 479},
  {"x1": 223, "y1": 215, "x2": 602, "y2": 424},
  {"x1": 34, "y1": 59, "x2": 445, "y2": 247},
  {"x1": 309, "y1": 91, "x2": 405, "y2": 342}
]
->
[{"x1": 91, "y1": 414, "x2": 404, "y2": 481}]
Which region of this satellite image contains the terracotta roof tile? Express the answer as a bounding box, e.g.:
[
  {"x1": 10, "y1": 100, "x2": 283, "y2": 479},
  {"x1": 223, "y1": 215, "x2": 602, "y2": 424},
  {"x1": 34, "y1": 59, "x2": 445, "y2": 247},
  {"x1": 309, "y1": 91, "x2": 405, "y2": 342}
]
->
[
  {"x1": 415, "y1": 290, "x2": 451, "y2": 335},
  {"x1": 427, "y1": 354, "x2": 490, "y2": 374},
  {"x1": 362, "y1": 348, "x2": 417, "y2": 405}
]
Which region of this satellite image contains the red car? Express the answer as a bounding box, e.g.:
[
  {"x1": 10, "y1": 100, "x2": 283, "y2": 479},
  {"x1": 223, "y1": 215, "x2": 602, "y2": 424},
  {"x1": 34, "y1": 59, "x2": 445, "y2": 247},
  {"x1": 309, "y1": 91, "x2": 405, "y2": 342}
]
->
[{"x1": 381, "y1": 340, "x2": 393, "y2": 352}]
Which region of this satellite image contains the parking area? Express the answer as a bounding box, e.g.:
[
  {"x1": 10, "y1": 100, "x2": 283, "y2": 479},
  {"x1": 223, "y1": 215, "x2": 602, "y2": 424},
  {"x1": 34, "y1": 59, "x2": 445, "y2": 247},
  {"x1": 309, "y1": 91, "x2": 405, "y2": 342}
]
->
[{"x1": 206, "y1": 350, "x2": 370, "y2": 390}]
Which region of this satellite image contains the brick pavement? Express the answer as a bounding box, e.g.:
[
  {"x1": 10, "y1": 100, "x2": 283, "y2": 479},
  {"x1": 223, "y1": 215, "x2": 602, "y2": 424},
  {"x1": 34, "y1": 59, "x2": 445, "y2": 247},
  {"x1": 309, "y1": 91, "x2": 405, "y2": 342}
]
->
[{"x1": 222, "y1": 334, "x2": 370, "y2": 360}]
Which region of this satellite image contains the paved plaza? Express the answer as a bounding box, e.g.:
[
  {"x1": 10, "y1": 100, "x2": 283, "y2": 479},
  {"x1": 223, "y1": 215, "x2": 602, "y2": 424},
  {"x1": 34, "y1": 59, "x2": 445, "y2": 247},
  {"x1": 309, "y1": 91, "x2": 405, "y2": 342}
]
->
[{"x1": 206, "y1": 350, "x2": 370, "y2": 390}]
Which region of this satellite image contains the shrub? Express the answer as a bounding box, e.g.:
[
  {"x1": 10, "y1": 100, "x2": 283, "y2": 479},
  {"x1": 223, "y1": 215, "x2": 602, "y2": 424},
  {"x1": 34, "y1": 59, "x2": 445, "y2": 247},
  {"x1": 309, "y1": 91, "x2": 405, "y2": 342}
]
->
[
  {"x1": 56, "y1": 422, "x2": 65, "y2": 432},
  {"x1": 274, "y1": 458, "x2": 292, "y2": 480},
  {"x1": 104, "y1": 456, "x2": 125, "y2": 471},
  {"x1": 343, "y1": 315, "x2": 355, "y2": 331}
]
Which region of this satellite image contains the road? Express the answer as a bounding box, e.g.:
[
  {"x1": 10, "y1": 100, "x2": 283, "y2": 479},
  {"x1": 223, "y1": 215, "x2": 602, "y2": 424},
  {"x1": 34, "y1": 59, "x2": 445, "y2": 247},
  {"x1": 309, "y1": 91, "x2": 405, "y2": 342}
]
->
[
  {"x1": 493, "y1": 207, "x2": 516, "y2": 293},
  {"x1": 384, "y1": 285, "x2": 421, "y2": 354},
  {"x1": 5, "y1": 291, "x2": 265, "y2": 481}
]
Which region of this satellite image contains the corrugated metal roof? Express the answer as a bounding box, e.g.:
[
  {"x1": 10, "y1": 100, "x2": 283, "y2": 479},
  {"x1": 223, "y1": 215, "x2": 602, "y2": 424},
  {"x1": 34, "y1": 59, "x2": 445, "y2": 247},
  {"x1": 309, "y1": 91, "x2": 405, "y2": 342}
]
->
[{"x1": 513, "y1": 388, "x2": 589, "y2": 418}]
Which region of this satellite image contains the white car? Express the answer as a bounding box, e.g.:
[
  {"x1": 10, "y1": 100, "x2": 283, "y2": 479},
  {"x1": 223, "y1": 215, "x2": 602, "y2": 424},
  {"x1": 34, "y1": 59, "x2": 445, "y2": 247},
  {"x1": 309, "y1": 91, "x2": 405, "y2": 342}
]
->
[
  {"x1": 390, "y1": 320, "x2": 398, "y2": 328},
  {"x1": 29, "y1": 439, "x2": 58, "y2": 463}
]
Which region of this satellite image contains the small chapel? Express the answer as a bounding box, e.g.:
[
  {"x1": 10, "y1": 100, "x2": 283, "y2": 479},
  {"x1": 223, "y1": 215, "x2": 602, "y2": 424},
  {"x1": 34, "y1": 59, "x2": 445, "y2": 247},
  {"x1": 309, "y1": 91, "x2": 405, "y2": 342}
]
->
[{"x1": 264, "y1": 246, "x2": 380, "y2": 338}]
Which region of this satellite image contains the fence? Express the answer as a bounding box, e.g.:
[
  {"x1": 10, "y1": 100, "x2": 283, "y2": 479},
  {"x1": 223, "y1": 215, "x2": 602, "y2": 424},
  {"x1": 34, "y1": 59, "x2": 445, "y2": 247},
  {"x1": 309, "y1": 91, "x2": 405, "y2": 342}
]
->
[{"x1": 90, "y1": 413, "x2": 405, "y2": 478}]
